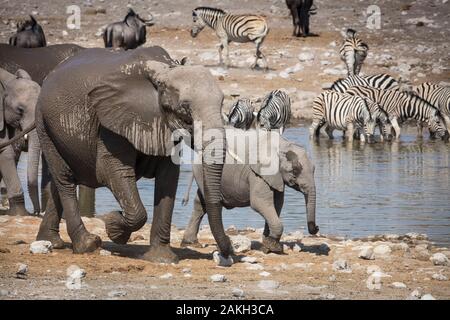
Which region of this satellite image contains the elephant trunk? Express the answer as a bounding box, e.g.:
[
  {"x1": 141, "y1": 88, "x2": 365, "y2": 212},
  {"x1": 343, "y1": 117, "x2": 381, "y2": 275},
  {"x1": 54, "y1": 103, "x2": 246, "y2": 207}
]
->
[
  {"x1": 201, "y1": 128, "x2": 232, "y2": 258},
  {"x1": 305, "y1": 186, "x2": 319, "y2": 235},
  {"x1": 26, "y1": 129, "x2": 40, "y2": 214}
]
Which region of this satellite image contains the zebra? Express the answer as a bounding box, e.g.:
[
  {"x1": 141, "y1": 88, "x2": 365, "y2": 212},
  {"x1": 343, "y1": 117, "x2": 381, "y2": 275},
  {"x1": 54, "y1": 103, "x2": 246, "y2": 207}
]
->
[
  {"x1": 227, "y1": 98, "x2": 255, "y2": 130},
  {"x1": 257, "y1": 90, "x2": 291, "y2": 134},
  {"x1": 310, "y1": 92, "x2": 376, "y2": 142},
  {"x1": 190, "y1": 7, "x2": 269, "y2": 69},
  {"x1": 339, "y1": 28, "x2": 369, "y2": 76},
  {"x1": 330, "y1": 74, "x2": 399, "y2": 93},
  {"x1": 345, "y1": 86, "x2": 450, "y2": 140},
  {"x1": 351, "y1": 98, "x2": 393, "y2": 141},
  {"x1": 412, "y1": 82, "x2": 450, "y2": 134}
]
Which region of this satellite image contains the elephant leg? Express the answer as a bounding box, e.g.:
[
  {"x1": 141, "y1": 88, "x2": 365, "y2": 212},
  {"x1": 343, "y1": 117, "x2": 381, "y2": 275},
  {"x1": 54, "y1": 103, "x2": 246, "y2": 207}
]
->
[
  {"x1": 0, "y1": 145, "x2": 30, "y2": 216},
  {"x1": 38, "y1": 130, "x2": 101, "y2": 253},
  {"x1": 142, "y1": 158, "x2": 180, "y2": 263},
  {"x1": 181, "y1": 189, "x2": 207, "y2": 247},
  {"x1": 36, "y1": 180, "x2": 65, "y2": 249}
]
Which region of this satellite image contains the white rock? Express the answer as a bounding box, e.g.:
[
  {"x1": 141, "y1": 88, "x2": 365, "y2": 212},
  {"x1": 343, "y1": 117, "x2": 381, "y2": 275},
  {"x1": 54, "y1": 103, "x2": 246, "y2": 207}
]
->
[
  {"x1": 430, "y1": 253, "x2": 449, "y2": 266},
  {"x1": 298, "y1": 52, "x2": 315, "y2": 62},
  {"x1": 230, "y1": 235, "x2": 252, "y2": 253},
  {"x1": 332, "y1": 259, "x2": 351, "y2": 272},
  {"x1": 65, "y1": 265, "x2": 86, "y2": 290},
  {"x1": 160, "y1": 273, "x2": 173, "y2": 279},
  {"x1": 241, "y1": 256, "x2": 258, "y2": 264},
  {"x1": 421, "y1": 294, "x2": 436, "y2": 300},
  {"x1": 210, "y1": 274, "x2": 226, "y2": 282},
  {"x1": 410, "y1": 288, "x2": 422, "y2": 299},
  {"x1": 209, "y1": 67, "x2": 228, "y2": 77},
  {"x1": 0, "y1": 216, "x2": 9, "y2": 223},
  {"x1": 258, "y1": 280, "x2": 279, "y2": 291},
  {"x1": 292, "y1": 244, "x2": 302, "y2": 253},
  {"x1": 108, "y1": 290, "x2": 127, "y2": 297},
  {"x1": 259, "y1": 271, "x2": 271, "y2": 277},
  {"x1": 62, "y1": 30, "x2": 68, "y2": 37},
  {"x1": 213, "y1": 251, "x2": 234, "y2": 267},
  {"x1": 16, "y1": 263, "x2": 28, "y2": 279},
  {"x1": 283, "y1": 244, "x2": 290, "y2": 252},
  {"x1": 328, "y1": 275, "x2": 337, "y2": 282},
  {"x1": 283, "y1": 230, "x2": 304, "y2": 241},
  {"x1": 432, "y1": 273, "x2": 448, "y2": 281},
  {"x1": 30, "y1": 241, "x2": 52, "y2": 254},
  {"x1": 390, "y1": 243, "x2": 410, "y2": 252},
  {"x1": 323, "y1": 67, "x2": 346, "y2": 76},
  {"x1": 232, "y1": 288, "x2": 245, "y2": 297},
  {"x1": 100, "y1": 249, "x2": 111, "y2": 256},
  {"x1": 391, "y1": 282, "x2": 407, "y2": 289},
  {"x1": 0, "y1": 289, "x2": 9, "y2": 296},
  {"x1": 374, "y1": 244, "x2": 392, "y2": 257},
  {"x1": 358, "y1": 246, "x2": 375, "y2": 260},
  {"x1": 366, "y1": 271, "x2": 391, "y2": 291},
  {"x1": 182, "y1": 268, "x2": 191, "y2": 274}
]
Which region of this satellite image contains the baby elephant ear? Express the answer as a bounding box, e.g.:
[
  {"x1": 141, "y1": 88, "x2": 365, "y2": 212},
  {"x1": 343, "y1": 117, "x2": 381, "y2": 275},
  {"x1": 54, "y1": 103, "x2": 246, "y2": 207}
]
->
[
  {"x1": 15, "y1": 69, "x2": 32, "y2": 80},
  {"x1": 250, "y1": 163, "x2": 285, "y2": 192}
]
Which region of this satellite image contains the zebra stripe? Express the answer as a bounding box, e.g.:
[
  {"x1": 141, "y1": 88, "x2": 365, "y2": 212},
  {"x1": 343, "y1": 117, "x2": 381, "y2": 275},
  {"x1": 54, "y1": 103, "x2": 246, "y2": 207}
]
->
[
  {"x1": 413, "y1": 83, "x2": 450, "y2": 117},
  {"x1": 227, "y1": 98, "x2": 255, "y2": 130},
  {"x1": 331, "y1": 74, "x2": 399, "y2": 92},
  {"x1": 339, "y1": 29, "x2": 369, "y2": 76},
  {"x1": 191, "y1": 7, "x2": 269, "y2": 68},
  {"x1": 345, "y1": 86, "x2": 448, "y2": 138},
  {"x1": 310, "y1": 92, "x2": 375, "y2": 140},
  {"x1": 257, "y1": 90, "x2": 291, "y2": 132}
]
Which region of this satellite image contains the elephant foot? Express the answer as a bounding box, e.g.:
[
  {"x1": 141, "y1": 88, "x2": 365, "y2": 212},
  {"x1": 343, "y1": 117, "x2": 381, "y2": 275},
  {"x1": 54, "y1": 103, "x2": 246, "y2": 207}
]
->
[
  {"x1": 36, "y1": 229, "x2": 65, "y2": 249},
  {"x1": 180, "y1": 238, "x2": 202, "y2": 248},
  {"x1": 72, "y1": 231, "x2": 102, "y2": 254},
  {"x1": 262, "y1": 236, "x2": 284, "y2": 254},
  {"x1": 6, "y1": 195, "x2": 32, "y2": 216},
  {"x1": 102, "y1": 211, "x2": 132, "y2": 245},
  {"x1": 142, "y1": 243, "x2": 179, "y2": 264}
]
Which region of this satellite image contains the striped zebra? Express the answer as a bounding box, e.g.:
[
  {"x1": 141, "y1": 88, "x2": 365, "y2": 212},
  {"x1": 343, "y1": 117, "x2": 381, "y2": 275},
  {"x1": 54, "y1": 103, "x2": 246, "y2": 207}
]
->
[
  {"x1": 227, "y1": 98, "x2": 255, "y2": 130},
  {"x1": 310, "y1": 92, "x2": 376, "y2": 142},
  {"x1": 339, "y1": 29, "x2": 369, "y2": 76},
  {"x1": 412, "y1": 82, "x2": 450, "y2": 133},
  {"x1": 190, "y1": 7, "x2": 269, "y2": 69},
  {"x1": 350, "y1": 99, "x2": 393, "y2": 141},
  {"x1": 345, "y1": 86, "x2": 449, "y2": 140},
  {"x1": 257, "y1": 90, "x2": 291, "y2": 134},
  {"x1": 330, "y1": 74, "x2": 399, "y2": 92}
]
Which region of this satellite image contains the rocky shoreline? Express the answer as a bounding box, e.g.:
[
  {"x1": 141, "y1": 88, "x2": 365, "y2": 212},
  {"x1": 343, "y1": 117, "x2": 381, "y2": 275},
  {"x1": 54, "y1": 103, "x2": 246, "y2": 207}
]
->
[{"x1": 0, "y1": 216, "x2": 449, "y2": 299}]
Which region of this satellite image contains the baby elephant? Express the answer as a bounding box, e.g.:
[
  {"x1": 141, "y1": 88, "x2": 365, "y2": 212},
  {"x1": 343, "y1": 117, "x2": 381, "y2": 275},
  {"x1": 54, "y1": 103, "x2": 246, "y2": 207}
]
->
[
  {"x1": 9, "y1": 15, "x2": 46, "y2": 48},
  {"x1": 103, "y1": 8, "x2": 154, "y2": 50},
  {"x1": 182, "y1": 131, "x2": 318, "y2": 254}
]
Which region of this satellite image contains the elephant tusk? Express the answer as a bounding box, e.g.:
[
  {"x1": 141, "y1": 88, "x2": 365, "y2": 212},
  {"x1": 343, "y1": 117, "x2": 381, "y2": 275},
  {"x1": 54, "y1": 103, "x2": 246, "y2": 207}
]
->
[{"x1": 227, "y1": 148, "x2": 244, "y2": 164}]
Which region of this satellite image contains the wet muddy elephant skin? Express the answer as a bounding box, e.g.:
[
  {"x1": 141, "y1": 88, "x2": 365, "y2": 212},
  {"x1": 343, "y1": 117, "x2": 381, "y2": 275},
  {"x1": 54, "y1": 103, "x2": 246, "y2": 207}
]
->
[
  {"x1": 35, "y1": 47, "x2": 231, "y2": 262},
  {"x1": 182, "y1": 132, "x2": 318, "y2": 253},
  {"x1": 0, "y1": 68, "x2": 41, "y2": 215}
]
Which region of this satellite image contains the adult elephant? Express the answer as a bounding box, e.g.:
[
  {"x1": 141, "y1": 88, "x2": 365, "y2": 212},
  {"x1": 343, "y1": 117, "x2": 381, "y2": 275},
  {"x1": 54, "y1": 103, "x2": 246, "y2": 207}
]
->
[
  {"x1": 0, "y1": 43, "x2": 86, "y2": 212},
  {"x1": 0, "y1": 68, "x2": 41, "y2": 215},
  {"x1": 32, "y1": 46, "x2": 231, "y2": 263}
]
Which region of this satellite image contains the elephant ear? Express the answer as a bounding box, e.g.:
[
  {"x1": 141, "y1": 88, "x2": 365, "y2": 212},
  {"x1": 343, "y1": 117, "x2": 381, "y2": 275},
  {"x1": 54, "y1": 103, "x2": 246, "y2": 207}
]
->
[
  {"x1": 250, "y1": 163, "x2": 284, "y2": 192},
  {"x1": 15, "y1": 69, "x2": 32, "y2": 80},
  {"x1": 88, "y1": 61, "x2": 173, "y2": 156}
]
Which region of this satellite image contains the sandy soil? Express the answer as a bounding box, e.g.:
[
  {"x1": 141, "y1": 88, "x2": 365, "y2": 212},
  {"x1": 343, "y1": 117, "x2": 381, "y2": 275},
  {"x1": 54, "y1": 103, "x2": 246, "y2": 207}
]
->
[{"x1": 0, "y1": 215, "x2": 449, "y2": 300}]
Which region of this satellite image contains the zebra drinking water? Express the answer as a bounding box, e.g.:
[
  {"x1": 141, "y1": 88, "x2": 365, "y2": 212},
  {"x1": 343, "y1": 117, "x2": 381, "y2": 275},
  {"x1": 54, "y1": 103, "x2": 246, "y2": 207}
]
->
[
  {"x1": 330, "y1": 74, "x2": 399, "y2": 92},
  {"x1": 345, "y1": 86, "x2": 450, "y2": 140},
  {"x1": 190, "y1": 7, "x2": 269, "y2": 69},
  {"x1": 257, "y1": 90, "x2": 291, "y2": 134},
  {"x1": 339, "y1": 29, "x2": 369, "y2": 76},
  {"x1": 310, "y1": 92, "x2": 376, "y2": 142},
  {"x1": 227, "y1": 98, "x2": 255, "y2": 130}
]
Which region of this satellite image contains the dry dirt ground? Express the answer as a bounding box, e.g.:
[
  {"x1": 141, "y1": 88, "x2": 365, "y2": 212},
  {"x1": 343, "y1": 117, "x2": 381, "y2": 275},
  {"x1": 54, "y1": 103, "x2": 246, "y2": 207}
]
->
[
  {"x1": 0, "y1": 0, "x2": 449, "y2": 300},
  {"x1": 0, "y1": 216, "x2": 449, "y2": 300}
]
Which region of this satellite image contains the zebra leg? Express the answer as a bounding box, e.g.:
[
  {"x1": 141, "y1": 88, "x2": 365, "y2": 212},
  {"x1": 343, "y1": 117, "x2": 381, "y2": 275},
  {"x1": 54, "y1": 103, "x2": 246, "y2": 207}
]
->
[
  {"x1": 221, "y1": 38, "x2": 231, "y2": 67},
  {"x1": 443, "y1": 115, "x2": 450, "y2": 134},
  {"x1": 251, "y1": 40, "x2": 265, "y2": 69},
  {"x1": 218, "y1": 43, "x2": 224, "y2": 66},
  {"x1": 324, "y1": 125, "x2": 334, "y2": 139},
  {"x1": 416, "y1": 121, "x2": 424, "y2": 138},
  {"x1": 391, "y1": 118, "x2": 401, "y2": 138},
  {"x1": 345, "y1": 123, "x2": 355, "y2": 142}
]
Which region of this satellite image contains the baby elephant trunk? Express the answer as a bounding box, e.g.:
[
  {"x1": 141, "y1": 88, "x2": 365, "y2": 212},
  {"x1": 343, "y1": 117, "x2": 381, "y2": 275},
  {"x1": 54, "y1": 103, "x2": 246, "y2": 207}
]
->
[{"x1": 304, "y1": 186, "x2": 319, "y2": 235}]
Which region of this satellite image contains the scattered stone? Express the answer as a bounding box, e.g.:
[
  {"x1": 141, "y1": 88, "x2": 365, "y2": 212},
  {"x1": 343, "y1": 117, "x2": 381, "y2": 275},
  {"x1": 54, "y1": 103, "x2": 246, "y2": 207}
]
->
[
  {"x1": 405, "y1": 233, "x2": 428, "y2": 241},
  {"x1": 258, "y1": 280, "x2": 279, "y2": 291},
  {"x1": 414, "y1": 249, "x2": 431, "y2": 261},
  {"x1": 230, "y1": 235, "x2": 252, "y2": 253},
  {"x1": 30, "y1": 241, "x2": 52, "y2": 254},
  {"x1": 210, "y1": 274, "x2": 226, "y2": 282},
  {"x1": 62, "y1": 30, "x2": 68, "y2": 37},
  {"x1": 213, "y1": 251, "x2": 234, "y2": 267},
  {"x1": 415, "y1": 244, "x2": 430, "y2": 251},
  {"x1": 332, "y1": 259, "x2": 351, "y2": 272},
  {"x1": 390, "y1": 242, "x2": 410, "y2": 252},
  {"x1": 366, "y1": 271, "x2": 391, "y2": 290},
  {"x1": 421, "y1": 294, "x2": 436, "y2": 300},
  {"x1": 328, "y1": 275, "x2": 337, "y2": 282},
  {"x1": 432, "y1": 273, "x2": 448, "y2": 281},
  {"x1": 66, "y1": 265, "x2": 86, "y2": 290},
  {"x1": 259, "y1": 271, "x2": 271, "y2": 277},
  {"x1": 320, "y1": 293, "x2": 336, "y2": 300},
  {"x1": 100, "y1": 249, "x2": 111, "y2": 256},
  {"x1": 232, "y1": 288, "x2": 245, "y2": 298},
  {"x1": 182, "y1": 268, "x2": 191, "y2": 274},
  {"x1": 246, "y1": 263, "x2": 264, "y2": 271},
  {"x1": 374, "y1": 244, "x2": 392, "y2": 257},
  {"x1": 130, "y1": 234, "x2": 145, "y2": 242},
  {"x1": 358, "y1": 246, "x2": 375, "y2": 260},
  {"x1": 430, "y1": 253, "x2": 449, "y2": 266},
  {"x1": 391, "y1": 282, "x2": 407, "y2": 289},
  {"x1": 108, "y1": 290, "x2": 127, "y2": 298},
  {"x1": 292, "y1": 244, "x2": 302, "y2": 253},
  {"x1": 410, "y1": 288, "x2": 422, "y2": 299},
  {"x1": 283, "y1": 244, "x2": 290, "y2": 252},
  {"x1": 16, "y1": 263, "x2": 28, "y2": 279},
  {"x1": 240, "y1": 256, "x2": 258, "y2": 264},
  {"x1": 298, "y1": 52, "x2": 315, "y2": 62},
  {"x1": 160, "y1": 273, "x2": 173, "y2": 279}
]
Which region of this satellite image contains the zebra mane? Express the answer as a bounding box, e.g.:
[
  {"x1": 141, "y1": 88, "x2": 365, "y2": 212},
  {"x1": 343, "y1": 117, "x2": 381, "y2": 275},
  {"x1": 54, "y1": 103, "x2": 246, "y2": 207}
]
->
[{"x1": 193, "y1": 7, "x2": 226, "y2": 16}]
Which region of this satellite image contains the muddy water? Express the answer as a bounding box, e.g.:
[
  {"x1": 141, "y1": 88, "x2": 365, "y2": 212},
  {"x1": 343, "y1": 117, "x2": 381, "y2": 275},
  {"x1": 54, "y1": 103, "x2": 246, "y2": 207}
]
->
[{"x1": 16, "y1": 125, "x2": 450, "y2": 245}]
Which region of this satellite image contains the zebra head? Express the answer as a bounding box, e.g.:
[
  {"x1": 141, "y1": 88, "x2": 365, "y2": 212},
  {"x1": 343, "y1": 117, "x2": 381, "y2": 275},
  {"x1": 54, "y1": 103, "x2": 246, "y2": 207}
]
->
[
  {"x1": 190, "y1": 9, "x2": 206, "y2": 38},
  {"x1": 360, "y1": 98, "x2": 376, "y2": 143},
  {"x1": 365, "y1": 99, "x2": 393, "y2": 141},
  {"x1": 428, "y1": 109, "x2": 450, "y2": 141}
]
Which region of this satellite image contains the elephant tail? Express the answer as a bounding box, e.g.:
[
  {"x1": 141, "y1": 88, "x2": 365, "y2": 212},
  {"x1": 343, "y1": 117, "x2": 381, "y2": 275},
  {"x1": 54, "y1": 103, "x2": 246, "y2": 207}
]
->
[
  {"x1": 0, "y1": 123, "x2": 36, "y2": 151},
  {"x1": 181, "y1": 172, "x2": 195, "y2": 206}
]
